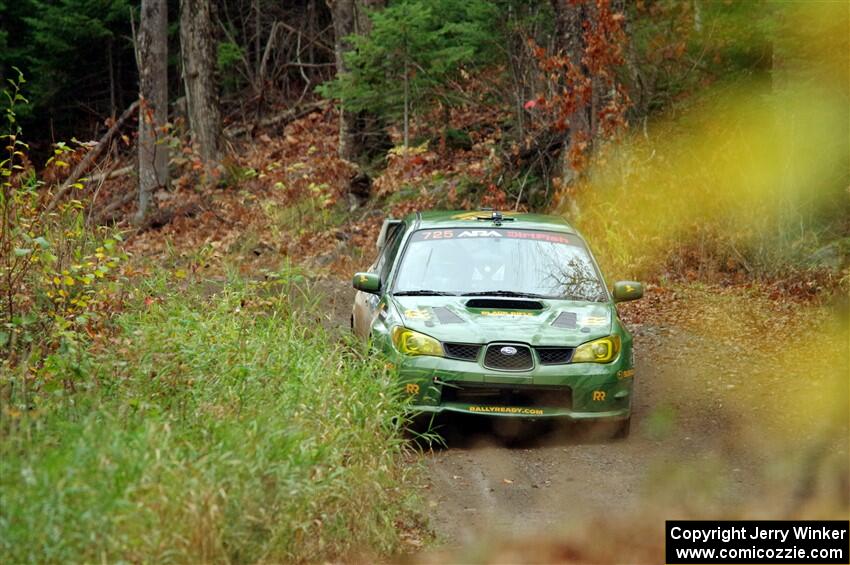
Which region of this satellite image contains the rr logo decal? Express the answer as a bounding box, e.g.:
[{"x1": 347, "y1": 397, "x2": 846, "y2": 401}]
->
[
  {"x1": 405, "y1": 383, "x2": 420, "y2": 395},
  {"x1": 592, "y1": 390, "x2": 606, "y2": 401},
  {"x1": 359, "y1": 274, "x2": 368, "y2": 283}
]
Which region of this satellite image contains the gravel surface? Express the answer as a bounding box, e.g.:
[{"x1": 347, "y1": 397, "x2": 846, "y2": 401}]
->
[
  {"x1": 314, "y1": 277, "x2": 848, "y2": 552},
  {"x1": 419, "y1": 322, "x2": 751, "y2": 545}
]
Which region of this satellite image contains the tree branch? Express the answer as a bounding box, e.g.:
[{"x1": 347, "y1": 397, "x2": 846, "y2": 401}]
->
[
  {"x1": 223, "y1": 100, "x2": 329, "y2": 138},
  {"x1": 45, "y1": 100, "x2": 139, "y2": 213}
]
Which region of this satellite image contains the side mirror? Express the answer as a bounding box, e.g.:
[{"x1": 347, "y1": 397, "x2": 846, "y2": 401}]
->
[
  {"x1": 612, "y1": 281, "x2": 644, "y2": 302},
  {"x1": 353, "y1": 272, "x2": 381, "y2": 294}
]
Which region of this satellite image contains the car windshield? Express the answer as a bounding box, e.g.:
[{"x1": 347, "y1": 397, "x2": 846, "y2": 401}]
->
[{"x1": 393, "y1": 228, "x2": 607, "y2": 301}]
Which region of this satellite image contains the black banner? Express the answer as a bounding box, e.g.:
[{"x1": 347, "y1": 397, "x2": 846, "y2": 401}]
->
[{"x1": 666, "y1": 520, "x2": 849, "y2": 564}]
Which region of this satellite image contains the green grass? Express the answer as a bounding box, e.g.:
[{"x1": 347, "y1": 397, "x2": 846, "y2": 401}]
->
[{"x1": 0, "y1": 278, "x2": 419, "y2": 563}]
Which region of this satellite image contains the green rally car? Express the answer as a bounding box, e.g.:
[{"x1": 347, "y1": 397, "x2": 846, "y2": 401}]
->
[{"x1": 351, "y1": 210, "x2": 643, "y2": 437}]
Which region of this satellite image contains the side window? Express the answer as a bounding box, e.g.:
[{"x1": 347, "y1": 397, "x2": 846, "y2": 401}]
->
[{"x1": 376, "y1": 225, "x2": 404, "y2": 285}]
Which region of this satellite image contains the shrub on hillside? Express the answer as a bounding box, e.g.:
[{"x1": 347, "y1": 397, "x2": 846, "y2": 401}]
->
[{"x1": 1, "y1": 71, "x2": 126, "y2": 409}]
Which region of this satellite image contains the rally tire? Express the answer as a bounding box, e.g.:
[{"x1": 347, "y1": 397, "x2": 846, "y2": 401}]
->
[{"x1": 612, "y1": 417, "x2": 631, "y2": 440}]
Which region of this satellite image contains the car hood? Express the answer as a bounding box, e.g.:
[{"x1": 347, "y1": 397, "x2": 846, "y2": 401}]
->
[{"x1": 389, "y1": 295, "x2": 614, "y2": 346}]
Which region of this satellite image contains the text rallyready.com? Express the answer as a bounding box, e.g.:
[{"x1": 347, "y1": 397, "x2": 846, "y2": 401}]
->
[{"x1": 670, "y1": 525, "x2": 847, "y2": 544}]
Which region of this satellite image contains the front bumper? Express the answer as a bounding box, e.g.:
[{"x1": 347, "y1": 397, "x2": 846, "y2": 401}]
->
[{"x1": 395, "y1": 353, "x2": 634, "y2": 421}]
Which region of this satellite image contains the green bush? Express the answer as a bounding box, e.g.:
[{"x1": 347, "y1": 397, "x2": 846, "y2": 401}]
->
[
  {"x1": 0, "y1": 279, "x2": 419, "y2": 563},
  {"x1": 2, "y1": 71, "x2": 126, "y2": 409}
]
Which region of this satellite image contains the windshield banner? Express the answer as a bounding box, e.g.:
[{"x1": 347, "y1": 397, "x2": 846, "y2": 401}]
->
[{"x1": 410, "y1": 229, "x2": 577, "y2": 245}]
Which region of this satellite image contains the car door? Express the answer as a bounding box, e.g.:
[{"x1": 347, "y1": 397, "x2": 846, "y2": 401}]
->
[{"x1": 352, "y1": 220, "x2": 404, "y2": 339}]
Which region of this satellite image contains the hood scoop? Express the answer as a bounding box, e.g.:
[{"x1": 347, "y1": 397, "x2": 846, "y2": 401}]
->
[{"x1": 465, "y1": 298, "x2": 544, "y2": 310}]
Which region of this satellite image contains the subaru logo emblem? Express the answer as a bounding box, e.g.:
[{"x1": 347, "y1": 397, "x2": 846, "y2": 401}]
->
[{"x1": 500, "y1": 346, "x2": 518, "y2": 356}]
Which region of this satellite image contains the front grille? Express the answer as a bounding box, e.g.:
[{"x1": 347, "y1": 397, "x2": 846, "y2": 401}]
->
[
  {"x1": 483, "y1": 343, "x2": 533, "y2": 371},
  {"x1": 536, "y1": 347, "x2": 574, "y2": 365},
  {"x1": 444, "y1": 343, "x2": 482, "y2": 361},
  {"x1": 442, "y1": 383, "x2": 572, "y2": 409}
]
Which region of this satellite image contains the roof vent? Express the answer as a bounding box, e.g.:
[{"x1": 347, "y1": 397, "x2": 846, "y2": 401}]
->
[{"x1": 475, "y1": 210, "x2": 514, "y2": 226}]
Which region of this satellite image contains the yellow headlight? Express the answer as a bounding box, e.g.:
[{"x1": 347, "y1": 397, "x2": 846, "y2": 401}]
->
[
  {"x1": 391, "y1": 327, "x2": 444, "y2": 357},
  {"x1": 572, "y1": 335, "x2": 621, "y2": 363}
]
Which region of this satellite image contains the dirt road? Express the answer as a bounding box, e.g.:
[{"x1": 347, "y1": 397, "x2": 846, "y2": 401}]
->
[
  {"x1": 419, "y1": 321, "x2": 757, "y2": 546},
  {"x1": 317, "y1": 278, "x2": 848, "y2": 551}
]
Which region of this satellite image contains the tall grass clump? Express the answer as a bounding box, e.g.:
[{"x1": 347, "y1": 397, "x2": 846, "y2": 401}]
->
[{"x1": 0, "y1": 278, "x2": 419, "y2": 563}]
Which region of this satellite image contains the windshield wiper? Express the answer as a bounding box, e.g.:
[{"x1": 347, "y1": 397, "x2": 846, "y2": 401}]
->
[
  {"x1": 393, "y1": 290, "x2": 459, "y2": 296},
  {"x1": 461, "y1": 290, "x2": 550, "y2": 299}
]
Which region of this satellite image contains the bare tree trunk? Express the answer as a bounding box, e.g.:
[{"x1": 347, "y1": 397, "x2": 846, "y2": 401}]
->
[
  {"x1": 403, "y1": 59, "x2": 409, "y2": 149},
  {"x1": 328, "y1": 0, "x2": 355, "y2": 160},
  {"x1": 254, "y1": 0, "x2": 261, "y2": 80},
  {"x1": 108, "y1": 39, "x2": 117, "y2": 119},
  {"x1": 136, "y1": 0, "x2": 169, "y2": 224},
  {"x1": 180, "y1": 0, "x2": 222, "y2": 165},
  {"x1": 327, "y1": 0, "x2": 388, "y2": 163},
  {"x1": 551, "y1": 0, "x2": 591, "y2": 185}
]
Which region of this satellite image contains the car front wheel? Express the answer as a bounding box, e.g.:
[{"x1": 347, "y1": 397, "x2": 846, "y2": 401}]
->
[{"x1": 612, "y1": 417, "x2": 631, "y2": 440}]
